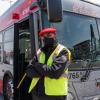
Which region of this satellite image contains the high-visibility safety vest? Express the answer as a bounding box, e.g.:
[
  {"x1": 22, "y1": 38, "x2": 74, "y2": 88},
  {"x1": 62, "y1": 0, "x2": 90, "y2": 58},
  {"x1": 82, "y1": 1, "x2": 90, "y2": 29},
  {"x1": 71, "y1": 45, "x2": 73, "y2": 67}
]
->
[{"x1": 28, "y1": 44, "x2": 71, "y2": 95}]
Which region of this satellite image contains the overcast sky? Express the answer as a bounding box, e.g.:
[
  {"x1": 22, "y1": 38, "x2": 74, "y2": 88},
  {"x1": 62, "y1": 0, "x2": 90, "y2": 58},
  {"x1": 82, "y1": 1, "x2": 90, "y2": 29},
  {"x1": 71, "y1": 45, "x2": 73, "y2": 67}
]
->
[
  {"x1": 0, "y1": 0, "x2": 17, "y2": 16},
  {"x1": 0, "y1": 0, "x2": 100, "y2": 16}
]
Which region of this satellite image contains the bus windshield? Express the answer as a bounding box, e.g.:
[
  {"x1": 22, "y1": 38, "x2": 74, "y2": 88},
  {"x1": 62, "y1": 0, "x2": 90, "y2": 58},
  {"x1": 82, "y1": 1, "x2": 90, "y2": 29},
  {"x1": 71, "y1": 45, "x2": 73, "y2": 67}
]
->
[{"x1": 53, "y1": 12, "x2": 100, "y2": 69}]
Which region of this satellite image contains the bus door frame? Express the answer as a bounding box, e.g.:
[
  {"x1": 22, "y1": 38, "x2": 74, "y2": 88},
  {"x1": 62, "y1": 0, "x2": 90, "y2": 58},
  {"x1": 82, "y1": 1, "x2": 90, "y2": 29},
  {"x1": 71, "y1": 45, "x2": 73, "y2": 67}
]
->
[
  {"x1": 13, "y1": 17, "x2": 35, "y2": 100},
  {"x1": 13, "y1": 10, "x2": 42, "y2": 100},
  {"x1": 13, "y1": 23, "x2": 20, "y2": 100}
]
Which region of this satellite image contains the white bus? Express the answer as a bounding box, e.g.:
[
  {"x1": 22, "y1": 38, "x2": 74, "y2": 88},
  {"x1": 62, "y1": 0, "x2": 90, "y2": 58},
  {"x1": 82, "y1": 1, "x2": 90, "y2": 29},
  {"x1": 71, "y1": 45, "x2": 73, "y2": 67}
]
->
[{"x1": 0, "y1": 0, "x2": 100, "y2": 100}]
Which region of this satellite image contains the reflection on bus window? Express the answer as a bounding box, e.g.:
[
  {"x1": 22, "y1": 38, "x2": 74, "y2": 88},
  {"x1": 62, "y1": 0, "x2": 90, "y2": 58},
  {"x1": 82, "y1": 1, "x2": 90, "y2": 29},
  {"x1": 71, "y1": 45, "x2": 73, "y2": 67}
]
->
[
  {"x1": 4, "y1": 28, "x2": 14, "y2": 42},
  {"x1": 3, "y1": 27, "x2": 14, "y2": 65},
  {"x1": 0, "y1": 34, "x2": 2, "y2": 62},
  {"x1": 19, "y1": 31, "x2": 31, "y2": 62},
  {"x1": 0, "y1": 34, "x2": 2, "y2": 42},
  {"x1": 73, "y1": 40, "x2": 91, "y2": 60},
  {"x1": 95, "y1": 52, "x2": 100, "y2": 61},
  {"x1": 3, "y1": 42, "x2": 13, "y2": 65},
  {"x1": 0, "y1": 45, "x2": 1, "y2": 62},
  {"x1": 53, "y1": 12, "x2": 99, "y2": 69}
]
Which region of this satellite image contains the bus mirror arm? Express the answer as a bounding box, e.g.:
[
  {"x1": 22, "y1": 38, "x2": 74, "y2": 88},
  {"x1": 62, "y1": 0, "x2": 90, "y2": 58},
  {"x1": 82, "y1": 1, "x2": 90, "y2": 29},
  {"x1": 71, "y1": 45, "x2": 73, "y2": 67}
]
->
[
  {"x1": 30, "y1": 1, "x2": 39, "y2": 10},
  {"x1": 29, "y1": 0, "x2": 46, "y2": 11}
]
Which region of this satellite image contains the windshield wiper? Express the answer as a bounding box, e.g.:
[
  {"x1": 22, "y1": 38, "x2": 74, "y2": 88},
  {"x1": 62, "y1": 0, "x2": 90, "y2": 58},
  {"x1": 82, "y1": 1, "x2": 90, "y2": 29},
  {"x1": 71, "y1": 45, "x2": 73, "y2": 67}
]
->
[
  {"x1": 81, "y1": 24, "x2": 95, "y2": 82},
  {"x1": 80, "y1": 63, "x2": 92, "y2": 82}
]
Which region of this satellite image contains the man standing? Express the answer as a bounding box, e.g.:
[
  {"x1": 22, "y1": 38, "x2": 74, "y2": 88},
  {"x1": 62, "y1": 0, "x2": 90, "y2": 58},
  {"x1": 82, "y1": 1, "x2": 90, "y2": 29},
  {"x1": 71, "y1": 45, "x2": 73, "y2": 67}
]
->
[{"x1": 26, "y1": 27, "x2": 71, "y2": 100}]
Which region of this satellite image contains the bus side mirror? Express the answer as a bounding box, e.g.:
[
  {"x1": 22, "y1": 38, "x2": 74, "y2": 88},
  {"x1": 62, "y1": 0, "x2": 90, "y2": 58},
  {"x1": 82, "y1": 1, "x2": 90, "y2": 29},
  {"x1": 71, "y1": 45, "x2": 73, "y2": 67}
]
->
[
  {"x1": 30, "y1": 0, "x2": 62, "y2": 22},
  {"x1": 47, "y1": 0, "x2": 62, "y2": 22}
]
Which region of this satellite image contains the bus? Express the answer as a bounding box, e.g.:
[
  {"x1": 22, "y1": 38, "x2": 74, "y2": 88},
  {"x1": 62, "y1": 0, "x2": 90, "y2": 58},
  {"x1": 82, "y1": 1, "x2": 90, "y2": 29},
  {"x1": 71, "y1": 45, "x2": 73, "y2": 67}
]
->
[{"x1": 0, "y1": 0, "x2": 100, "y2": 100}]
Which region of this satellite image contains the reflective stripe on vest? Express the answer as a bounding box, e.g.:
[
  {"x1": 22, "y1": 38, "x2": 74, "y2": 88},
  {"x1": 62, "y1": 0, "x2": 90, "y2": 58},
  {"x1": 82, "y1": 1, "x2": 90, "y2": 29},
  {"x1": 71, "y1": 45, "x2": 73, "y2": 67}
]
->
[{"x1": 28, "y1": 44, "x2": 71, "y2": 95}]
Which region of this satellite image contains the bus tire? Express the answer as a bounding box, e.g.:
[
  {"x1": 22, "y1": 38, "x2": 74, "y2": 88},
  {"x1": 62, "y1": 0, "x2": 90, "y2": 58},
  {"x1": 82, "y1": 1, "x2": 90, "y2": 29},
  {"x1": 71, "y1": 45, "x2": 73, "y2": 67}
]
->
[{"x1": 3, "y1": 74, "x2": 13, "y2": 100}]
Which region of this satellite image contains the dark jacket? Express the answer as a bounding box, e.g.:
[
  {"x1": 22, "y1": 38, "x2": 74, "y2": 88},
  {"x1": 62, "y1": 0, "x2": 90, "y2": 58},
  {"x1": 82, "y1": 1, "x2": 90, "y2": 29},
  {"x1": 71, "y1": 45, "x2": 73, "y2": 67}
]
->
[{"x1": 26, "y1": 44, "x2": 69, "y2": 95}]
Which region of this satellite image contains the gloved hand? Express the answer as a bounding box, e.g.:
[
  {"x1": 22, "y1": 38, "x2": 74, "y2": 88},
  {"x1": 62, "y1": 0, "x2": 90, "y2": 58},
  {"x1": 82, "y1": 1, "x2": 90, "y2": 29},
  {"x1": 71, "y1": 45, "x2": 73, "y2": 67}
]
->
[
  {"x1": 26, "y1": 55, "x2": 38, "y2": 70},
  {"x1": 26, "y1": 64, "x2": 40, "y2": 78}
]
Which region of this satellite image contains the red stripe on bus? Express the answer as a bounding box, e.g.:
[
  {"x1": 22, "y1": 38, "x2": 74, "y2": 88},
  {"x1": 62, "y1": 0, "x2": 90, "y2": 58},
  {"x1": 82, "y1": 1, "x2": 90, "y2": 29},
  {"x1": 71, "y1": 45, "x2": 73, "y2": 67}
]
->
[{"x1": 0, "y1": 80, "x2": 3, "y2": 94}]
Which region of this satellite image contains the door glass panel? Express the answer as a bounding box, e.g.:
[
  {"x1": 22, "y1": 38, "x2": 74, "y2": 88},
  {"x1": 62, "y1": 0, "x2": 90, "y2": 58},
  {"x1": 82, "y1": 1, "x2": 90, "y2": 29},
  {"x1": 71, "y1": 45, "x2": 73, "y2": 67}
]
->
[{"x1": 19, "y1": 31, "x2": 31, "y2": 62}]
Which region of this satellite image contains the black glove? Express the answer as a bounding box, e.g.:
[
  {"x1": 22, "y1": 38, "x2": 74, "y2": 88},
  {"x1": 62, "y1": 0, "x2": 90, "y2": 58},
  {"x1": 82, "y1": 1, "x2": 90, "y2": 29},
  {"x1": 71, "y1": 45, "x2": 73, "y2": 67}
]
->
[
  {"x1": 26, "y1": 54, "x2": 37, "y2": 69},
  {"x1": 25, "y1": 64, "x2": 40, "y2": 79}
]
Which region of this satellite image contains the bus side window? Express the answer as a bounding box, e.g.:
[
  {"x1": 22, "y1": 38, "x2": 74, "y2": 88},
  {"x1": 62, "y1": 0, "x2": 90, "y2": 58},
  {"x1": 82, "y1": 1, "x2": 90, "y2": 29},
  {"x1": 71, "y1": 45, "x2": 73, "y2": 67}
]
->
[
  {"x1": 3, "y1": 27, "x2": 14, "y2": 65},
  {"x1": 0, "y1": 33, "x2": 2, "y2": 62}
]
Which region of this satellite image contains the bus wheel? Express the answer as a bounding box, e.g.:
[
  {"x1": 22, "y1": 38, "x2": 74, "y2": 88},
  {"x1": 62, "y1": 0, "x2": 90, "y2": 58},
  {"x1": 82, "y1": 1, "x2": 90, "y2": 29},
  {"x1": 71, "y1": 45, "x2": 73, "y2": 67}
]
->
[{"x1": 3, "y1": 75, "x2": 13, "y2": 100}]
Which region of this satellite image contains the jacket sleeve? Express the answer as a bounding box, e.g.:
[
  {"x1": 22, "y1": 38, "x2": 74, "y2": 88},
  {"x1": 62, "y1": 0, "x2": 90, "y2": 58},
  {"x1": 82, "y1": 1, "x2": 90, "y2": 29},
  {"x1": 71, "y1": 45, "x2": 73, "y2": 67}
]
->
[{"x1": 33, "y1": 50, "x2": 70, "y2": 79}]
